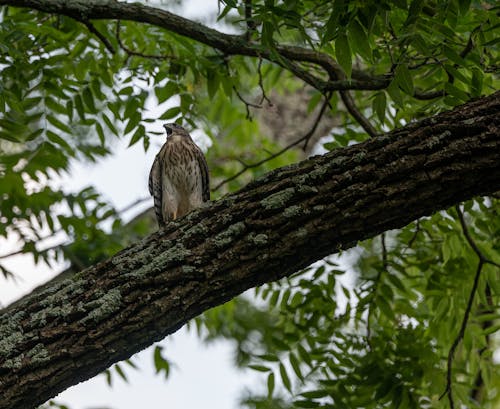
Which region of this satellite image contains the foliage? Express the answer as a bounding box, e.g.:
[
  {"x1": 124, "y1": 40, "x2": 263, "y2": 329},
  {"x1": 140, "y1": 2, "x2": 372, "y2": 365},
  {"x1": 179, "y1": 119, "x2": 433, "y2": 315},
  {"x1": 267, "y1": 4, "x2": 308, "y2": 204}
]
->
[
  {"x1": 196, "y1": 199, "x2": 500, "y2": 408},
  {"x1": 0, "y1": 0, "x2": 499, "y2": 408}
]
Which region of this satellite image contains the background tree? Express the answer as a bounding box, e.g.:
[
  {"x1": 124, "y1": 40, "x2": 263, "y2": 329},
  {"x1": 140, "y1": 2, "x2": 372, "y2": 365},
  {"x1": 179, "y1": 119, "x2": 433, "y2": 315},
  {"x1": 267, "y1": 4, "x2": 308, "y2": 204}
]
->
[{"x1": 0, "y1": 1, "x2": 499, "y2": 409}]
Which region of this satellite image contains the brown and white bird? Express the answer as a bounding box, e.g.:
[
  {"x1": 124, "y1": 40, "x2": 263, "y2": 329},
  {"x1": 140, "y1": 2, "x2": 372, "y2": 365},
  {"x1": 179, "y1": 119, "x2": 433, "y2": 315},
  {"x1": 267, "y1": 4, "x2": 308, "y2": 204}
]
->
[{"x1": 148, "y1": 123, "x2": 210, "y2": 227}]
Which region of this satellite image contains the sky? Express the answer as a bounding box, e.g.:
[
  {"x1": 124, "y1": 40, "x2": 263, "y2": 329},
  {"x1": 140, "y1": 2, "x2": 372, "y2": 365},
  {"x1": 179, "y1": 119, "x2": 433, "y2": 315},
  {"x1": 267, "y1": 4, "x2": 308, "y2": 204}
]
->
[{"x1": 0, "y1": 1, "x2": 260, "y2": 409}]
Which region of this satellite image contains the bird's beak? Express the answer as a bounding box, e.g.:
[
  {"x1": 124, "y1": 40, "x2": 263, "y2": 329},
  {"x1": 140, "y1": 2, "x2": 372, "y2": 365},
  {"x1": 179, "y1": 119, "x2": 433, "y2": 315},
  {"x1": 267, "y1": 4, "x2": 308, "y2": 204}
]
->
[{"x1": 163, "y1": 124, "x2": 173, "y2": 136}]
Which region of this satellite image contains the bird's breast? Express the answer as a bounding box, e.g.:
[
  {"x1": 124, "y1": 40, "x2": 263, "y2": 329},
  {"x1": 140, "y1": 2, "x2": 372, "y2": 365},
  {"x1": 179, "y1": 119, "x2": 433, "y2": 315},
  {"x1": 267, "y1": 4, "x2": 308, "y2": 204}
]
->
[{"x1": 162, "y1": 140, "x2": 201, "y2": 192}]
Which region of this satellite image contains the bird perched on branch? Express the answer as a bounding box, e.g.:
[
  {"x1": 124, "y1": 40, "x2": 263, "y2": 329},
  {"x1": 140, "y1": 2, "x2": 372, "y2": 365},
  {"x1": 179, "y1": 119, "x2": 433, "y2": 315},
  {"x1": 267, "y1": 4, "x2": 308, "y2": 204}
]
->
[{"x1": 148, "y1": 123, "x2": 210, "y2": 227}]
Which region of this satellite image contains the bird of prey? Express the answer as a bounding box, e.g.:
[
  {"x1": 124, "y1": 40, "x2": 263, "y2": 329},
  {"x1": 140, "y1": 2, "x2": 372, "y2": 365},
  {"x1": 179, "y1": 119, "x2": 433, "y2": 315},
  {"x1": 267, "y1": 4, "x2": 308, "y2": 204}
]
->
[{"x1": 148, "y1": 123, "x2": 210, "y2": 227}]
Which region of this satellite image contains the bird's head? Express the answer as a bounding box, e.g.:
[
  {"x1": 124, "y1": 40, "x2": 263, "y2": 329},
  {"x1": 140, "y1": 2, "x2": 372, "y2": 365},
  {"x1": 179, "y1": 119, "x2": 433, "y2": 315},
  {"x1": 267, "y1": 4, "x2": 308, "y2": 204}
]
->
[{"x1": 163, "y1": 123, "x2": 190, "y2": 139}]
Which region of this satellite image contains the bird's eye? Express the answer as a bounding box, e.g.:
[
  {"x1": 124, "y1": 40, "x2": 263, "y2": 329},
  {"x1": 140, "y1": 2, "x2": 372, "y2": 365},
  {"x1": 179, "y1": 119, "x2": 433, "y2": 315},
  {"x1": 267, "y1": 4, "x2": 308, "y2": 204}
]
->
[{"x1": 165, "y1": 126, "x2": 173, "y2": 136}]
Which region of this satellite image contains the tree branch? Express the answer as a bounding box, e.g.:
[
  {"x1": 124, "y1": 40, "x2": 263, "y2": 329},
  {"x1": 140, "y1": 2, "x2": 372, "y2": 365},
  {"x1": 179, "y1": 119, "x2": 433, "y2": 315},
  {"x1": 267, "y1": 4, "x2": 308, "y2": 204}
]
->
[
  {"x1": 81, "y1": 19, "x2": 115, "y2": 54},
  {"x1": 0, "y1": 92, "x2": 499, "y2": 409},
  {"x1": 339, "y1": 90, "x2": 378, "y2": 137},
  {"x1": 440, "y1": 204, "x2": 500, "y2": 407},
  {"x1": 213, "y1": 92, "x2": 331, "y2": 191},
  {"x1": 0, "y1": 0, "x2": 396, "y2": 94}
]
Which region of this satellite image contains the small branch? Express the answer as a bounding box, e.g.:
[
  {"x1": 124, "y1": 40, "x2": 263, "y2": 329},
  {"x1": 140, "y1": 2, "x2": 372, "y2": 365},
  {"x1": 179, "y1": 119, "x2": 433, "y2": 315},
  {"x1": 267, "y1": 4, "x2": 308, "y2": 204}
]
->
[
  {"x1": 407, "y1": 219, "x2": 420, "y2": 249},
  {"x1": 456, "y1": 205, "x2": 500, "y2": 268},
  {"x1": 440, "y1": 205, "x2": 500, "y2": 407},
  {"x1": 381, "y1": 233, "x2": 388, "y2": 271},
  {"x1": 440, "y1": 259, "x2": 483, "y2": 409},
  {"x1": 340, "y1": 90, "x2": 378, "y2": 137},
  {"x1": 413, "y1": 89, "x2": 446, "y2": 100},
  {"x1": 212, "y1": 94, "x2": 331, "y2": 191},
  {"x1": 233, "y1": 86, "x2": 262, "y2": 120},
  {"x1": 115, "y1": 21, "x2": 177, "y2": 60},
  {"x1": 257, "y1": 58, "x2": 271, "y2": 105},
  {"x1": 82, "y1": 20, "x2": 115, "y2": 54},
  {"x1": 460, "y1": 25, "x2": 480, "y2": 60}
]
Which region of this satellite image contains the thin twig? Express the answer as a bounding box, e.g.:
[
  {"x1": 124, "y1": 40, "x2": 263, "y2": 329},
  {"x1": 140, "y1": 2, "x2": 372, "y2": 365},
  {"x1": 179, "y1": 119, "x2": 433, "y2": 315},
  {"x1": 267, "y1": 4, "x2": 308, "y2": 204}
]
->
[
  {"x1": 456, "y1": 205, "x2": 500, "y2": 268},
  {"x1": 82, "y1": 20, "x2": 115, "y2": 54},
  {"x1": 440, "y1": 259, "x2": 483, "y2": 409},
  {"x1": 257, "y1": 58, "x2": 272, "y2": 105},
  {"x1": 233, "y1": 86, "x2": 262, "y2": 120},
  {"x1": 407, "y1": 219, "x2": 421, "y2": 249},
  {"x1": 440, "y1": 205, "x2": 500, "y2": 407},
  {"x1": 212, "y1": 94, "x2": 331, "y2": 191},
  {"x1": 339, "y1": 90, "x2": 378, "y2": 137},
  {"x1": 116, "y1": 21, "x2": 177, "y2": 60}
]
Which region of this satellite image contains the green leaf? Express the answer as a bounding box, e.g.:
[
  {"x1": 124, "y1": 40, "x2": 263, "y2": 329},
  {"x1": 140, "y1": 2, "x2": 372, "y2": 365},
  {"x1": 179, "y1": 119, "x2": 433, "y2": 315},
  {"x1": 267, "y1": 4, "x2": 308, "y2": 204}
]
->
[
  {"x1": 82, "y1": 87, "x2": 96, "y2": 113},
  {"x1": 377, "y1": 296, "x2": 395, "y2": 321},
  {"x1": 0, "y1": 132, "x2": 20, "y2": 143},
  {"x1": 294, "y1": 400, "x2": 321, "y2": 408},
  {"x1": 46, "y1": 130, "x2": 73, "y2": 154},
  {"x1": 289, "y1": 352, "x2": 303, "y2": 382},
  {"x1": 128, "y1": 124, "x2": 145, "y2": 147},
  {"x1": 322, "y1": 11, "x2": 338, "y2": 43},
  {"x1": 373, "y1": 92, "x2": 386, "y2": 124},
  {"x1": 470, "y1": 67, "x2": 483, "y2": 97},
  {"x1": 297, "y1": 344, "x2": 312, "y2": 367},
  {"x1": 114, "y1": 363, "x2": 128, "y2": 383},
  {"x1": 95, "y1": 122, "x2": 105, "y2": 146},
  {"x1": 47, "y1": 115, "x2": 72, "y2": 134},
  {"x1": 405, "y1": 0, "x2": 423, "y2": 26},
  {"x1": 124, "y1": 112, "x2": 141, "y2": 135},
  {"x1": 74, "y1": 94, "x2": 85, "y2": 120},
  {"x1": 101, "y1": 113, "x2": 118, "y2": 136},
  {"x1": 300, "y1": 390, "x2": 329, "y2": 399},
  {"x1": 444, "y1": 82, "x2": 469, "y2": 102},
  {"x1": 483, "y1": 324, "x2": 500, "y2": 336},
  {"x1": 155, "y1": 81, "x2": 179, "y2": 103},
  {"x1": 249, "y1": 365, "x2": 271, "y2": 372},
  {"x1": 217, "y1": 1, "x2": 236, "y2": 21},
  {"x1": 280, "y1": 362, "x2": 292, "y2": 393},
  {"x1": 267, "y1": 372, "x2": 275, "y2": 398},
  {"x1": 206, "y1": 69, "x2": 220, "y2": 99},
  {"x1": 443, "y1": 46, "x2": 468, "y2": 67},
  {"x1": 458, "y1": 0, "x2": 471, "y2": 15},
  {"x1": 153, "y1": 346, "x2": 170, "y2": 379},
  {"x1": 335, "y1": 33, "x2": 352, "y2": 78},
  {"x1": 289, "y1": 292, "x2": 304, "y2": 308},
  {"x1": 394, "y1": 64, "x2": 414, "y2": 95},
  {"x1": 387, "y1": 80, "x2": 404, "y2": 107},
  {"x1": 261, "y1": 21, "x2": 275, "y2": 47},
  {"x1": 160, "y1": 107, "x2": 181, "y2": 120},
  {"x1": 348, "y1": 20, "x2": 371, "y2": 61}
]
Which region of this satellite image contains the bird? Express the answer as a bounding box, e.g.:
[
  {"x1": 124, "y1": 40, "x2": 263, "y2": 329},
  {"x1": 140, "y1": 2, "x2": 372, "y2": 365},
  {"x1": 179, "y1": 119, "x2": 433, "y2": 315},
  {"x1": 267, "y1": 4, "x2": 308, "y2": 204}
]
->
[{"x1": 148, "y1": 123, "x2": 210, "y2": 227}]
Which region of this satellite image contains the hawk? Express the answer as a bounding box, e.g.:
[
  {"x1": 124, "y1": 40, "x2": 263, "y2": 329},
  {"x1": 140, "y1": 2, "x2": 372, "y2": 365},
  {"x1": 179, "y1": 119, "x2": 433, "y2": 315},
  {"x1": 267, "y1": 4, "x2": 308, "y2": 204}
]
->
[{"x1": 148, "y1": 123, "x2": 210, "y2": 227}]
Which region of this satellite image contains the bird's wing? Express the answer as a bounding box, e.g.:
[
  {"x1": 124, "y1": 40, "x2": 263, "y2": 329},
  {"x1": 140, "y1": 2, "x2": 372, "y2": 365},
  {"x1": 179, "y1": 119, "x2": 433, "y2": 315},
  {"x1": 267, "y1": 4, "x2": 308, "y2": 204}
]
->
[
  {"x1": 194, "y1": 146, "x2": 210, "y2": 202},
  {"x1": 148, "y1": 153, "x2": 164, "y2": 225}
]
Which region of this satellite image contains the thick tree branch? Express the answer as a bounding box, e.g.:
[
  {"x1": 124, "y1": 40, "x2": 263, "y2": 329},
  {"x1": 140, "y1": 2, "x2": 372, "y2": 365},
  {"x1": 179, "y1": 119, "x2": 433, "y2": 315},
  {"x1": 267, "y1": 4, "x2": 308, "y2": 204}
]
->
[{"x1": 0, "y1": 92, "x2": 499, "y2": 409}]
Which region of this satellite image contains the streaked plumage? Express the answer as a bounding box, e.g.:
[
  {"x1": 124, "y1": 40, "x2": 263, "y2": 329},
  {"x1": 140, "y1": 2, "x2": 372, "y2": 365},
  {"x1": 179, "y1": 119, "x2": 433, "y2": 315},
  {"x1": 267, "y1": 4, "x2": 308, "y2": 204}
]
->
[{"x1": 148, "y1": 123, "x2": 209, "y2": 227}]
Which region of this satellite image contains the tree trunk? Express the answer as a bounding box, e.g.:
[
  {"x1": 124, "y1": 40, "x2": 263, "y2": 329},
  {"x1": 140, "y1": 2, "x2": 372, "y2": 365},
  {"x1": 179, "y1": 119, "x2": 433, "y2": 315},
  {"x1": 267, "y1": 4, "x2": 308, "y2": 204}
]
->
[{"x1": 0, "y1": 92, "x2": 499, "y2": 409}]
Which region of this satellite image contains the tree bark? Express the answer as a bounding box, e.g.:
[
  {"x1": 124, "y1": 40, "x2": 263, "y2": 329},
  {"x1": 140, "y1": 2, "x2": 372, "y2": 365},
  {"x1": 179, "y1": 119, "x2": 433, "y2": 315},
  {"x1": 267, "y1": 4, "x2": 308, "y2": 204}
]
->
[{"x1": 0, "y1": 92, "x2": 499, "y2": 409}]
